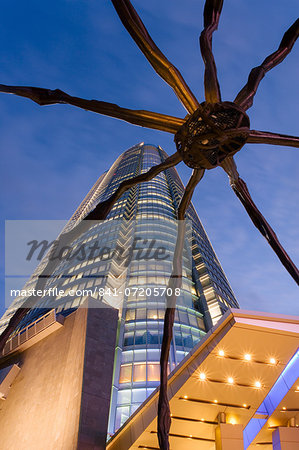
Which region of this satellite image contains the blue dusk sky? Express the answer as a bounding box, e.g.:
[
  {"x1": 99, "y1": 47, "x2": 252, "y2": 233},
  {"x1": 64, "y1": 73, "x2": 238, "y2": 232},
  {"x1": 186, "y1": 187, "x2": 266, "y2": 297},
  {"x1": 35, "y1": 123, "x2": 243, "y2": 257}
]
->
[{"x1": 0, "y1": 0, "x2": 298, "y2": 318}]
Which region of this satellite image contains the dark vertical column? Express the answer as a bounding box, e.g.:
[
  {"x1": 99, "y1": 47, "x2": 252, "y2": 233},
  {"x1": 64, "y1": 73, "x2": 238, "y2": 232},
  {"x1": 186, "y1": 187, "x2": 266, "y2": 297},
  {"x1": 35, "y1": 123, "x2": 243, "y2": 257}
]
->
[{"x1": 77, "y1": 299, "x2": 118, "y2": 450}]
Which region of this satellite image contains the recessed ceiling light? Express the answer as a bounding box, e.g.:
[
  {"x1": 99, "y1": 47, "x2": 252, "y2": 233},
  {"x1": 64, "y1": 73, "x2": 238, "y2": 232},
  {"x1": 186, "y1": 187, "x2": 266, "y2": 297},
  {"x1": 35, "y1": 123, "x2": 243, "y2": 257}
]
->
[
  {"x1": 218, "y1": 349, "x2": 225, "y2": 357},
  {"x1": 228, "y1": 377, "x2": 234, "y2": 384},
  {"x1": 243, "y1": 403, "x2": 247, "y2": 408},
  {"x1": 214, "y1": 399, "x2": 218, "y2": 403},
  {"x1": 244, "y1": 354, "x2": 251, "y2": 361},
  {"x1": 184, "y1": 395, "x2": 188, "y2": 399},
  {"x1": 199, "y1": 372, "x2": 206, "y2": 380},
  {"x1": 269, "y1": 357, "x2": 276, "y2": 365},
  {"x1": 255, "y1": 381, "x2": 261, "y2": 388},
  {"x1": 282, "y1": 406, "x2": 286, "y2": 411}
]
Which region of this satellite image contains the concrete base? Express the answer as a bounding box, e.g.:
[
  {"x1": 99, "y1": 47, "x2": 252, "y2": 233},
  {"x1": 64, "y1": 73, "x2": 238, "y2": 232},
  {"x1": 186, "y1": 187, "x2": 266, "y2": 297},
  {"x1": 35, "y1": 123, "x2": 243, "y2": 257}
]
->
[
  {"x1": 215, "y1": 423, "x2": 244, "y2": 450},
  {"x1": 272, "y1": 427, "x2": 299, "y2": 450},
  {"x1": 0, "y1": 299, "x2": 118, "y2": 450}
]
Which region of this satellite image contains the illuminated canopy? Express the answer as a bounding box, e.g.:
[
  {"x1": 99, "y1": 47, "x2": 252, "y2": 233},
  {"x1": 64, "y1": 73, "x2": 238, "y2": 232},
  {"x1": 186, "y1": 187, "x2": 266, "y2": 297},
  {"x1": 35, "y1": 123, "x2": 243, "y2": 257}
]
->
[{"x1": 107, "y1": 309, "x2": 299, "y2": 449}]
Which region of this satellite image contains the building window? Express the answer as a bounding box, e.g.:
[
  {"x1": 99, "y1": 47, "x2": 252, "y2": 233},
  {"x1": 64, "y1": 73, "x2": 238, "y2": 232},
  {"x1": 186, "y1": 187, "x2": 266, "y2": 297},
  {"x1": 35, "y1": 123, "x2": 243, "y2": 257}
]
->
[
  {"x1": 119, "y1": 364, "x2": 132, "y2": 383},
  {"x1": 132, "y1": 388, "x2": 146, "y2": 403},
  {"x1": 115, "y1": 406, "x2": 130, "y2": 430},
  {"x1": 117, "y1": 389, "x2": 131, "y2": 405},
  {"x1": 133, "y1": 364, "x2": 146, "y2": 382},
  {"x1": 148, "y1": 363, "x2": 160, "y2": 382}
]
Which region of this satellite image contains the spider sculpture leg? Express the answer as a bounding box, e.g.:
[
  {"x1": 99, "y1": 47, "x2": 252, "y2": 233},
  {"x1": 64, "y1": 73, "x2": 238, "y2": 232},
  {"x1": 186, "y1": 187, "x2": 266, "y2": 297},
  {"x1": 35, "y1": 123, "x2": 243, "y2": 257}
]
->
[
  {"x1": 234, "y1": 19, "x2": 299, "y2": 110},
  {"x1": 111, "y1": 0, "x2": 199, "y2": 113},
  {"x1": 199, "y1": 0, "x2": 223, "y2": 103},
  {"x1": 0, "y1": 84, "x2": 184, "y2": 134},
  {"x1": 0, "y1": 153, "x2": 182, "y2": 355},
  {"x1": 247, "y1": 130, "x2": 299, "y2": 148},
  {"x1": 158, "y1": 169, "x2": 205, "y2": 450},
  {"x1": 221, "y1": 156, "x2": 299, "y2": 284}
]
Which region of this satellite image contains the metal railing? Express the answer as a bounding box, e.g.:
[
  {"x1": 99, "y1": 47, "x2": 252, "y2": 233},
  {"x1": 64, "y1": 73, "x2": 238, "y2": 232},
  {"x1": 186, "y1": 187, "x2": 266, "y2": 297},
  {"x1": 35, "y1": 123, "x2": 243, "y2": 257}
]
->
[{"x1": 2, "y1": 309, "x2": 58, "y2": 356}]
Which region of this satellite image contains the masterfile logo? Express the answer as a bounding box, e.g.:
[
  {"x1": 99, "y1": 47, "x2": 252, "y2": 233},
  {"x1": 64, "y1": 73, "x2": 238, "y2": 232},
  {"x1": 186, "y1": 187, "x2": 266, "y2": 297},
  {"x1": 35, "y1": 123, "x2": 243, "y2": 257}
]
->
[{"x1": 5, "y1": 219, "x2": 192, "y2": 310}]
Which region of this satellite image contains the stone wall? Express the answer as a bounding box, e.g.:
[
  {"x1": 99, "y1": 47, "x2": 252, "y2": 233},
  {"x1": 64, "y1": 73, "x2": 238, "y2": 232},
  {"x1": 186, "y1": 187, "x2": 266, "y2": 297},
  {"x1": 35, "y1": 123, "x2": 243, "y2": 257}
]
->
[{"x1": 0, "y1": 300, "x2": 118, "y2": 450}]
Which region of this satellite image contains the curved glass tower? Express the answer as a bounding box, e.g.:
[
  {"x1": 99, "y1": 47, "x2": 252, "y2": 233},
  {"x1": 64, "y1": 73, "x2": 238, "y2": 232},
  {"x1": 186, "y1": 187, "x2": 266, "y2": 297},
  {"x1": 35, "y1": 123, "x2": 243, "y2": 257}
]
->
[{"x1": 0, "y1": 143, "x2": 238, "y2": 436}]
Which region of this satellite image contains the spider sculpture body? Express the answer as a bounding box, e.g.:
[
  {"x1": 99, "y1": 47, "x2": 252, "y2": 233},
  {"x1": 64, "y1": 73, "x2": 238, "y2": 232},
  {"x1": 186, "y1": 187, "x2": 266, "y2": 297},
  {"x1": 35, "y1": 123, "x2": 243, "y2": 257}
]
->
[
  {"x1": 174, "y1": 101, "x2": 250, "y2": 169},
  {"x1": 0, "y1": 1, "x2": 298, "y2": 449}
]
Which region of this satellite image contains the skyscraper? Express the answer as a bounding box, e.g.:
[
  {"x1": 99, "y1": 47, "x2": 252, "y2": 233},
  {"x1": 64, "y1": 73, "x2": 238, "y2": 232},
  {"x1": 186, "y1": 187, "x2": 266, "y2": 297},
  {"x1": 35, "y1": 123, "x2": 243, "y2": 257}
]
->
[{"x1": 1, "y1": 143, "x2": 238, "y2": 435}]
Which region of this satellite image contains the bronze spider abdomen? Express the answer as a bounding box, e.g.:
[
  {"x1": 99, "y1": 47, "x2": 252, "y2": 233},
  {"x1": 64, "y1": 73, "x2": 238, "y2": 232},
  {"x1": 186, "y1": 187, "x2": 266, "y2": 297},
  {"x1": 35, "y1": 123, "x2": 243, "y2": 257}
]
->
[{"x1": 174, "y1": 101, "x2": 250, "y2": 169}]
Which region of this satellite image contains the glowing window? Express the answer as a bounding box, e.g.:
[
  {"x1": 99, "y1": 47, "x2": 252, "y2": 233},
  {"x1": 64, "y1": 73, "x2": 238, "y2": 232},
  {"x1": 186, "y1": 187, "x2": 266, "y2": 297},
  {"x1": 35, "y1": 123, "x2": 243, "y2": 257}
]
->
[
  {"x1": 126, "y1": 309, "x2": 135, "y2": 321},
  {"x1": 148, "y1": 363, "x2": 160, "y2": 382},
  {"x1": 148, "y1": 309, "x2": 158, "y2": 320},
  {"x1": 119, "y1": 364, "x2": 132, "y2": 383},
  {"x1": 158, "y1": 310, "x2": 165, "y2": 319},
  {"x1": 133, "y1": 364, "x2": 146, "y2": 382}
]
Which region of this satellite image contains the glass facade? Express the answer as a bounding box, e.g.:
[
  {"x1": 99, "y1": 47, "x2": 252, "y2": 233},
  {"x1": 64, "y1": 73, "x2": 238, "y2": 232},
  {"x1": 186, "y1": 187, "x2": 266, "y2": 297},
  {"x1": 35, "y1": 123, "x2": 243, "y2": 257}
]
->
[{"x1": 0, "y1": 143, "x2": 239, "y2": 436}]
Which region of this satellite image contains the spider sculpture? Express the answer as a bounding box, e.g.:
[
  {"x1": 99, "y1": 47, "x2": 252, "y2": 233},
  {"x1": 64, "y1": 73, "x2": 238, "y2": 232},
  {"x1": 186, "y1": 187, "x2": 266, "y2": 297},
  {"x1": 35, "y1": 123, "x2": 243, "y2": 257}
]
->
[{"x1": 0, "y1": 1, "x2": 298, "y2": 449}]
